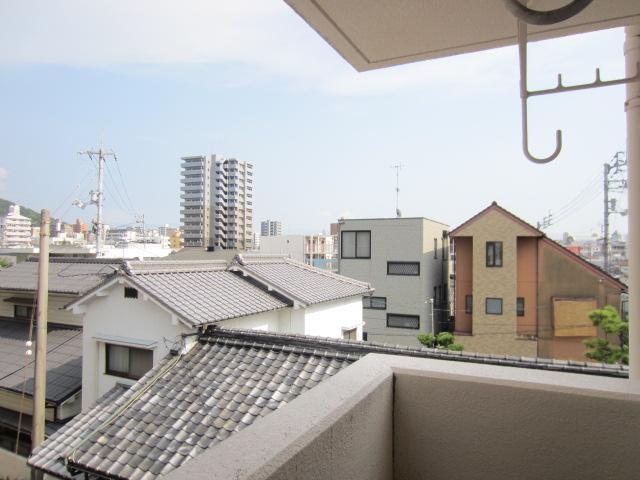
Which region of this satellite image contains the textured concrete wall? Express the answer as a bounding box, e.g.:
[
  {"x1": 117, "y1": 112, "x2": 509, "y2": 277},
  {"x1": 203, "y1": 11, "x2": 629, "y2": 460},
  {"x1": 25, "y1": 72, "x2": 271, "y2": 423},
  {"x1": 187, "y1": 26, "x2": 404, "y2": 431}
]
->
[
  {"x1": 0, "y1": 448, "x2": 30, "y2": 479},
  {"x1": 454, "y1": 210, "x2": 537, "y2": 356},
  {"x1": 390, "y1": 355, "x2": 640, "y2": 480},
  {"x1": 167, "y1": 355, "x2": 394, "y2": 480}
]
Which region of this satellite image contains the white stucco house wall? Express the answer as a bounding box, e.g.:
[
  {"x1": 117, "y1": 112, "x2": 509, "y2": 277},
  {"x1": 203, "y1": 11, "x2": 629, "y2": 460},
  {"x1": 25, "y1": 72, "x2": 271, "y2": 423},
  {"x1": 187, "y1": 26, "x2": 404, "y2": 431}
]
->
[{"x1": 66, "y1": 255, "x2": 372, "y2": 408}]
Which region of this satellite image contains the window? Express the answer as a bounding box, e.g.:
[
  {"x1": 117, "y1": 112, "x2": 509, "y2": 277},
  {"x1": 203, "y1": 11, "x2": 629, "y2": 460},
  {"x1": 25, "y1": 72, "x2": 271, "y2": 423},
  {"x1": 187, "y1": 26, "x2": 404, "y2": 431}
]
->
[
  {"x1": 517, "y1": 297, "x2": 525, "y2": 317},
  {"x1": 341, "y1": 230, "x2": 371, "y2": 259},
  {"x1": 387, "y1": 261, "x2": 420, "y2": 276},
  {"x1": 486, "y1": 298, "x2": 503, "y2": 315},
  {"x1": 14, "y1": 305, "x2": 33, "y2": 320},
  {"x1": 363, "y1": 296, "x2": 387, "y2": 310},
  {"x1": 465, "y1": 295, "x2": 473, "y2": 314},
  {"x1": 486, "y1": 241, "x2": 503, "y2": 267},
  {"x1": 362, "y1": 332, "x2": 368, "y2": 341},
  {"x1": 124, "y1": 287, "x2": 138, "y2": 299},
  {"x1": 387, "y1": 314, "x2": 420, "y2": 329},
  {"x1": 434, "y1": 238, "x2": 438, "y2": 259},
  {"x1": 342, "y1": 328, "x2": 357, "y2": 340},
  {"x1": 106, "y1": 344, "x2": 153, "y2": 380}
]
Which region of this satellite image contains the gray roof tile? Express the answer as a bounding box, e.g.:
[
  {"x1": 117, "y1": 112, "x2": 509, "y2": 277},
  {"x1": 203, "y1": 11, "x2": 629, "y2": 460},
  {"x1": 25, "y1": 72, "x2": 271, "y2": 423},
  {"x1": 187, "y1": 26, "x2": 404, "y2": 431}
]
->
[
  {"x1": 121, "y1": 261, "x2": 289, "y2": 327},
  {"x1": 28, "y1": 331, "x2": 355, "y2": 479},
  {"x1": 0, "y1": 259, "x2": 120, "y2": 294},
  {"x1": 233, "y1": 254, "x2": 373, "y2": 305},
  {"x1": 0, "y1": 318, "x2": 82, "y2": 403}
]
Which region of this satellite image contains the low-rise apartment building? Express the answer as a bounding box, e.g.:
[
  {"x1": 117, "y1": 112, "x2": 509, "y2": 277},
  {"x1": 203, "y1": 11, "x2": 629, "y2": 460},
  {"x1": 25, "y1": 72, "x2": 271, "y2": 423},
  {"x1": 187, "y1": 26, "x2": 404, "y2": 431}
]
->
[
  {"x1": 450, "y1": 202, "x2": 627, "y2": 359},
  {"x1": 337, "y1": 217, "x2": 449, "y2": 347}
]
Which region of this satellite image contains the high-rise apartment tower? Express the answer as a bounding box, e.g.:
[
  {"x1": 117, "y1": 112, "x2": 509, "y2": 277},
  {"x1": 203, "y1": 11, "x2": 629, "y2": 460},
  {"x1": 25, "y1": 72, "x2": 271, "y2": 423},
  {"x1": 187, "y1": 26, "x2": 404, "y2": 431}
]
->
[
  {"x1": 260, "y1": 219, "x2": 282, "y2": 237},
  {"x1": 180, "y1": 154, "x2": 253, "y2": 250}
]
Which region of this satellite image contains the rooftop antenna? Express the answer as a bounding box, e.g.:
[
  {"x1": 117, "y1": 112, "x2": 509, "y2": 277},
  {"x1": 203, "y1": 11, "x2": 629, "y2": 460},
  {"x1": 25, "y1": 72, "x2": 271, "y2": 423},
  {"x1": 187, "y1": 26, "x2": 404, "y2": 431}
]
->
[{"x1": 391, "y1": 163, "x2": 403, "y2": 217}]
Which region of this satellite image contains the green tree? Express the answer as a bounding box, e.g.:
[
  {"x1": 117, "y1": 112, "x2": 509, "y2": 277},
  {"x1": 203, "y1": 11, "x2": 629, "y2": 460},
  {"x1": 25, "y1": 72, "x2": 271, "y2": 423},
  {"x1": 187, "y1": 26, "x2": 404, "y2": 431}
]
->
[
  {"x1": 0, "y1": 257, "x2": 11, "y2": 268},
  {"x1": 417, "y1": 332, "x2": 464, "y2": 351},
  {"x1": 583, "y1": 305, "x2": 628, "y2": 365}
]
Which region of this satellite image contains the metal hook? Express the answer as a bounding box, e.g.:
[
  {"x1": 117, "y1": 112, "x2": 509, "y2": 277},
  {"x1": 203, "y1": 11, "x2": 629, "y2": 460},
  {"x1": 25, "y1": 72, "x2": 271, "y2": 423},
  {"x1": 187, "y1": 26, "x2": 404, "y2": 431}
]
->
[{"x1": 518, "y1": 21, "x2": 562, "y2": 164}]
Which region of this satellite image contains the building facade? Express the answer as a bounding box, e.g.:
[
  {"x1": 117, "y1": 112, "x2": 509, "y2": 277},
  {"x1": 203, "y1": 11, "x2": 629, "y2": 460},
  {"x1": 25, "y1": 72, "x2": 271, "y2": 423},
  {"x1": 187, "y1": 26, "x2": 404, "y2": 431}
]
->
[
  {"x1": 180, "y1": 155, "x2": 254, "y2": 250},
  {"x1": 259, "y1": 234, "x2": 337, "y2": 270},
  {"x1": 450, "y1": 202, "x2": 627, "y2": 360},
  {"x1": 0, "y1": 205, "x2": 32, "y2": 247},
  {"x1": 260, "y1": 219, "x2": 282, "y2": 237},
  {"x1": 337, "y1": 217, "x2": 450, "y2": 347}
]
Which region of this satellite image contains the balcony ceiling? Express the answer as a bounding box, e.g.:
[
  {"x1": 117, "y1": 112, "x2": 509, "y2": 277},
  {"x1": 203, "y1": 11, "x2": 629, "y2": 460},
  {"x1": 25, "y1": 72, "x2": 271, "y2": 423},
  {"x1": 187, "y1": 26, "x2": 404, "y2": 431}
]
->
[{"x1": 285, "y1": 0, "x2": 640, "y2": 71}]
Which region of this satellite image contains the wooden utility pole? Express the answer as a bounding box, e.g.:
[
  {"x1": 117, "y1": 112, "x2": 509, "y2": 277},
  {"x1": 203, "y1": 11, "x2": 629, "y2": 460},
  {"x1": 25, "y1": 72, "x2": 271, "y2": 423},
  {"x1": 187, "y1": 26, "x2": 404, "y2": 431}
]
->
[{"x1": 32, "y1": 209, "x2": 50, "y2": 460}]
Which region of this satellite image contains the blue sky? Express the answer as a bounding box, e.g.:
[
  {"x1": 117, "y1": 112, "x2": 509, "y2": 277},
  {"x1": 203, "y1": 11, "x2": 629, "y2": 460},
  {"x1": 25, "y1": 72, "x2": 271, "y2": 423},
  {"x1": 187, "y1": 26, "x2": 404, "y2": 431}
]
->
[{"x1": 0, "y1": 1, "x2": 630, "y2": 239}]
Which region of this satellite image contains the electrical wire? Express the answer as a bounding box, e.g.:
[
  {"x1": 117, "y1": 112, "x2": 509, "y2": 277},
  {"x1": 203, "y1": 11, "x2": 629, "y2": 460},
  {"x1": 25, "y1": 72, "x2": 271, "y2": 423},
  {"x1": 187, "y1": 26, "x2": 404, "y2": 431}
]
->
[{"x1": 112, "y1": 155, "x2": 137, "y2": 216}]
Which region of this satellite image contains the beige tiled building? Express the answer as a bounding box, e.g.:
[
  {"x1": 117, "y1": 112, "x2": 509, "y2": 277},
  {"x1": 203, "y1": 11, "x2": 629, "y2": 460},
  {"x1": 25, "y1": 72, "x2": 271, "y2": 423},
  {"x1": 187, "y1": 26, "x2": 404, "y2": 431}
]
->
[{"x1": 451, "y1": 202, "x2": 627, "y2": 360}]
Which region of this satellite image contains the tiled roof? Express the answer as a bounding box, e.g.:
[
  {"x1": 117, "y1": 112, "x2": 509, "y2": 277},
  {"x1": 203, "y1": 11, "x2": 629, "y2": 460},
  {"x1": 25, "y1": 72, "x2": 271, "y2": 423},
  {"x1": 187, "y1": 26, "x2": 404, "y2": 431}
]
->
[
  {"x1": 121, "y1": 261, "x2": 289, "y2": 327},
  {"x1": 28, "y1": 331, "x2": 356, "y2": 479},
  {"x1": 204, "y1": 327, "x2": 629, "y2": 378},
  {"x1": 0, "y1": 318, "x2": 82, "y2": 403},
  {"x1": 232, "y1": 254, "x2": 373, "y2": 305},
  {"x1": 28, "y1": 384, "x2": 130, "y2": 479},
  {"x1": 0, "y1": 259, "x2": 120, "y2": 295}
]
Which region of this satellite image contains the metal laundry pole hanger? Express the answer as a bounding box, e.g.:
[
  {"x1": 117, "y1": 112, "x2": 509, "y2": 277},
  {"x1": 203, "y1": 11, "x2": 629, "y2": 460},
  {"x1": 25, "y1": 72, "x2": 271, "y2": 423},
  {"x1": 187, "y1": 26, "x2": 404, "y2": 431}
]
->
[{"x1": 508, "y1": 0, "x2": 640, "y2": 163}]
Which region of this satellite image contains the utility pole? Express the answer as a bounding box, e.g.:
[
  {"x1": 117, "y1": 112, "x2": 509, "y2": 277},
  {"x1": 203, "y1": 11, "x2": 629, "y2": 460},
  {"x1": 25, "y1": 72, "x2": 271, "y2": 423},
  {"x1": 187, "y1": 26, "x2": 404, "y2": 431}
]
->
[
  {"x1": 136, "y1": 214, "x2": 146, "y2": 247},
  {"x1": 603, "y1": 151, "x2": 627, "y2": 274},
  {"x1": 391, "y1": 163, "x2": 403, "y2": 217},
  {"x1": 32, "y1": 209, "x2": 50, "y2": 470},
  {"x1": 79, "y1": 146, "x2": 116, "y2": 256}
]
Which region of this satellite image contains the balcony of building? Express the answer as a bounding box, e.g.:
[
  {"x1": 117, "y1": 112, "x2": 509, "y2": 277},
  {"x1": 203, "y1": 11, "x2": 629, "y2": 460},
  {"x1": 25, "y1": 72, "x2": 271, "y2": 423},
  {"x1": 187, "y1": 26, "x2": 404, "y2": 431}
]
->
[{"x1": 169, "y1": 353, "x2": 639, "y2": 480}]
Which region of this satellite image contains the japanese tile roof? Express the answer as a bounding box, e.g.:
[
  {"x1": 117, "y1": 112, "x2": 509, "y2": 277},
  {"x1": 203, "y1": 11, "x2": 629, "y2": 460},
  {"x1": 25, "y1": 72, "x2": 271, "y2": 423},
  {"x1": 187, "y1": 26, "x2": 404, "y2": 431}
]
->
[
  {"x1": 28, "y1": 330, "x2": 357, "y2": 479},
  {"x1": 0, "y1": 258, "x2": 121, "y2": 295},
  {"x1": 119, "y1": 261, "x2": 289, "y2": 327},
  {"x1": 0, "y1": 318, "x2": 82, "y2": 404},
  {"x1": 232, "y1": 254, "x2": 373, "y2": 305}
]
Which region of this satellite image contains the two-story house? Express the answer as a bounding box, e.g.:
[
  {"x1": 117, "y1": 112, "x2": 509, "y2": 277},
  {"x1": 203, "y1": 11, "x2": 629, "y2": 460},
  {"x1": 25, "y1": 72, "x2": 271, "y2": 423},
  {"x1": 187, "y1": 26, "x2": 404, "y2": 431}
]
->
[
  {"x1": 65, "y1": 255, "x2": 372, "y2": 408},
  {"x1": 450, "y1": 202, "x2": 627, "y2": 359}
]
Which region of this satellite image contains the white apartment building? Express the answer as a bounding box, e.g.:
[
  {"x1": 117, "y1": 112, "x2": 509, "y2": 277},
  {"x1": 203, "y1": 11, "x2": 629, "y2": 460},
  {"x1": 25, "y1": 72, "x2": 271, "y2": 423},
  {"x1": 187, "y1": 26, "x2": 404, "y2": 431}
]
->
[
  {"x1": 0, "y1": 205, "x2": 32, "y2": 247},
  {"x1": 180, "y1": 155, "x2": 254, "y2": 250},
  {"x1": 261, "y1": 219, "x2": 282, "y2": 237},
  {"x1": 180, "y1": 155, "x2": 213, "y2": 248},
  {"x1": 338, "y1": 217, "x2": 450, "y2": 347}
]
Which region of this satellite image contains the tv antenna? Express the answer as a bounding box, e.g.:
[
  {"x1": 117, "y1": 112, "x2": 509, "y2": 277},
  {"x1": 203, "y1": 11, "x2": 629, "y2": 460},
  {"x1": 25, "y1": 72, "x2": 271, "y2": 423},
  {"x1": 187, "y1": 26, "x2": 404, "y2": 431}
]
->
[{"x1": 391, "y1": 163, "x2": 403, "y2": 217}]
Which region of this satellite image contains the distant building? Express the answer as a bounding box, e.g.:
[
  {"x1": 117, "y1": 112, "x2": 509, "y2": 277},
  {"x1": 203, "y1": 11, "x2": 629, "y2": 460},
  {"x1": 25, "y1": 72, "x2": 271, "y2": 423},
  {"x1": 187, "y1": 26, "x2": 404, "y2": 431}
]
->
[
  {"x1": 180, "y1": 154, "x2": 254, "y2": 250},
  {"x1": 73, "y1": 218, "x2": 88, "y2": 235},
  {"x1": 450, "y1": 202, "x2": 627, "y2": 360},
  {"x1": 261, "y1": 219, "x2": 282, "y2": 237},
  {"x1": 259, "y1": 234, "x2": 337, "y2": 270},
  {"x1": 337, "y1": 217, "x2": 450, "y2": 346},
  {"x1": 0, "y1": 205, "x2": 32, "y2": 247},
  {"x1": 253, "y1": 231, "x2": 261, "y2": 249}
]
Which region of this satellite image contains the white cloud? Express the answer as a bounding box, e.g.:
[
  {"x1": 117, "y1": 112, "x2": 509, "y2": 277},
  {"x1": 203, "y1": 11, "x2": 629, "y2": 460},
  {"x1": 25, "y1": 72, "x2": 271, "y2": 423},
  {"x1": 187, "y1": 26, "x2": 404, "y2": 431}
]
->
[{"x1": 0, "y1": 1, "x2": 623, "y2": 97}]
